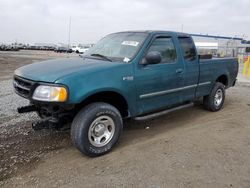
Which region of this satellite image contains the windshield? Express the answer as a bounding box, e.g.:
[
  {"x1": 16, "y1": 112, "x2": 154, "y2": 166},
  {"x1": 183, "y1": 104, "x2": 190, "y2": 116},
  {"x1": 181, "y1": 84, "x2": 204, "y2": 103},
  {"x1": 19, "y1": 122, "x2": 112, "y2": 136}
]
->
[{"x1": 84, "y1": 32, "x2": 148, "y2": 62}]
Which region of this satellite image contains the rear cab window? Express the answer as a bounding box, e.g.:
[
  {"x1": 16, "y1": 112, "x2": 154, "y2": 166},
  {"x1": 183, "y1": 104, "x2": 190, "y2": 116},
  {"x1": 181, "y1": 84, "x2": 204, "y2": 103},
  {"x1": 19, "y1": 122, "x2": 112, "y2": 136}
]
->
[{"x1": 178, "y1": 37, "x2": 197, "y2": 62}]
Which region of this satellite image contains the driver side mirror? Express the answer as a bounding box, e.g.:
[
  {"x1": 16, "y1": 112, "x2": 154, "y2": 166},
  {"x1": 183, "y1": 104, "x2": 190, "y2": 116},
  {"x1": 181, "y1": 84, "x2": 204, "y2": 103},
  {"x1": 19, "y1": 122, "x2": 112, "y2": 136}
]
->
[{"x1": 141, "y1": 51, "x2": 162, "y2": 65}]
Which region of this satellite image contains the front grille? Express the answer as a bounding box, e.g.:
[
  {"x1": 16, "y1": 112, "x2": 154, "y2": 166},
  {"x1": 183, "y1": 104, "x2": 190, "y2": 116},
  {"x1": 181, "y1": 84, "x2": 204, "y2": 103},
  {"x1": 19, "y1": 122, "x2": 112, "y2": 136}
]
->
[{"x1": 13, "y1": 76, "x2": 34, "y2": 99}]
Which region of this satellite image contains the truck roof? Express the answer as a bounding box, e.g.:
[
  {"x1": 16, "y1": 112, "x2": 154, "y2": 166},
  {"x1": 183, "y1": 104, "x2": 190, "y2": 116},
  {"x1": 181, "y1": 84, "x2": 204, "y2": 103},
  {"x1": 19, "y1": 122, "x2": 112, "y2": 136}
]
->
[{"x1": 113, "y1": 30, "x2": 190, "y2": 37}]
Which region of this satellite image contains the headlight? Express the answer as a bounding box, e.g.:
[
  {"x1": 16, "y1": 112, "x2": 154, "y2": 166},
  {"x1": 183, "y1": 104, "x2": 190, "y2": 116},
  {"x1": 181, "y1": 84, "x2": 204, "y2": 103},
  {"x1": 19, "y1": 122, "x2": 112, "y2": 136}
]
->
[{"x1": 32, "y1": 85, "x2": 67, "y2": 102}]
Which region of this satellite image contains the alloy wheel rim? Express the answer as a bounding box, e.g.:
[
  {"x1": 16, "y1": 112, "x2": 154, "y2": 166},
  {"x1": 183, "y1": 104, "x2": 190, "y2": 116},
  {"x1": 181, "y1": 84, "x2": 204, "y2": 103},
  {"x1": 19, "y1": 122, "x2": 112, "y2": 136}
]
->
[
  {"x1": 214, "y1": 89, "x2": 223, "y2": 107},
  {"x1": 88, "y1": 115, "x2": 115, "y2": 147}
]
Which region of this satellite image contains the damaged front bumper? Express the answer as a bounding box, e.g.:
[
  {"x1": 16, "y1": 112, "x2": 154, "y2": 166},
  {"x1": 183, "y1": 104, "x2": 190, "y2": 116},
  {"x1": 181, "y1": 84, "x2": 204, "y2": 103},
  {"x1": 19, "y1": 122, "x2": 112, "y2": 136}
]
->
[
  {"x1": 14, "y1": 75, "x2": 75, "y2": 130},
  {"x1": 17, "y1": 103, "x2": 75, "y2": 130}
]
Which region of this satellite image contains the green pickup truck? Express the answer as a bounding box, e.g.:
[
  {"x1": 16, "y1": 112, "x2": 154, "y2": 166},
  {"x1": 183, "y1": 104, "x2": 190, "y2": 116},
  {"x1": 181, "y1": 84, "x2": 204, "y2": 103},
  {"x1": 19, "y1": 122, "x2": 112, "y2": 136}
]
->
[{"x1": 13, "y1": 31, "x2": 238, "y2": 156}]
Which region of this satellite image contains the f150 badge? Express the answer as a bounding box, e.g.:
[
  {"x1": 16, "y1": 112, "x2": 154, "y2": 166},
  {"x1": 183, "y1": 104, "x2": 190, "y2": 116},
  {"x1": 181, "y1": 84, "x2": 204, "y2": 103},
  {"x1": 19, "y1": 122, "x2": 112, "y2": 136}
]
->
[{"x1": 122, "y1": 76, "x2": 134, "y2": 81}]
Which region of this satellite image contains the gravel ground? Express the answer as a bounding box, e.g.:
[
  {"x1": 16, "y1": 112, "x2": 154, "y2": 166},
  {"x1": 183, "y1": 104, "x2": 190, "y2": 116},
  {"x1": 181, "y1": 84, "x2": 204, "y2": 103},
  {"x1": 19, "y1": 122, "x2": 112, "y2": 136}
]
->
[
  {"x1": 0, "y1": 51, "x2": 74, "y2": 182},
  {"x1": 0, "y1": 79, "x2": 71, "y2": 182},
  {"x1": 0, "y1": 79, "x2": 37, "y2": 126}
]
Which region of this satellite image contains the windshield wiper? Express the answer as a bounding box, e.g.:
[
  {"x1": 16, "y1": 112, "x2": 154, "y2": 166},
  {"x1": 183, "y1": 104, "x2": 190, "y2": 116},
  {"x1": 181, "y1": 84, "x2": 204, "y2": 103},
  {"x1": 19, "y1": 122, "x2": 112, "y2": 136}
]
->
[{"x1": 90, "y1": 53, "x2": 112, "y2": 62}]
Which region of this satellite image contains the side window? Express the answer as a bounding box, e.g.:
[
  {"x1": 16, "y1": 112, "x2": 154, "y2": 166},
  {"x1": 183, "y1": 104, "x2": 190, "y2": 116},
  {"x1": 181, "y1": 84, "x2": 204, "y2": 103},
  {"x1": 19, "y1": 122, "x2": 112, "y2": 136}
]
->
[
  {"x1": 147, "y1": 37, "x2": 177, "y2": 64},
  {"x1": 178, "y1": 37, "x2": 197, "y2": 61}
]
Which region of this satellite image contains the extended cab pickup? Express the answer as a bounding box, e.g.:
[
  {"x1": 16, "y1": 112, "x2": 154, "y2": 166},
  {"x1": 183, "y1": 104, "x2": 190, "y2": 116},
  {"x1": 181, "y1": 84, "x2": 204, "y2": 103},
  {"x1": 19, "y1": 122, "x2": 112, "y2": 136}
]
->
[{"x1": 14, "y1": 31, "x2": 238, "y2": 156}]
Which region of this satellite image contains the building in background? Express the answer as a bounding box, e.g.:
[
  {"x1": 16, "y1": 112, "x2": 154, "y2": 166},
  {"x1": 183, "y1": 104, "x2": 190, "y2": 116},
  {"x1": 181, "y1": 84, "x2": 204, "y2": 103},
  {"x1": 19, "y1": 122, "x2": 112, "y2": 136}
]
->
[
  {"x1": 192, "y1": 34, "x2": 242, "y2": 58},
  {"x1": 191, "y1": 34, "x2": 250, "y2": 63},
  {"x1": 237, "y1": 41, "x2": 250, "y2": 63}
]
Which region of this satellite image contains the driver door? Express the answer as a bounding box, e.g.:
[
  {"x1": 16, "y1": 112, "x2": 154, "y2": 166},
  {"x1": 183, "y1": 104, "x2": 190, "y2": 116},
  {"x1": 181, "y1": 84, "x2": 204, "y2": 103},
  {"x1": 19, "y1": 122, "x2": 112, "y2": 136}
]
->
[{"x1": 135, "y1": 35, "x2": 185, "y2": 114}]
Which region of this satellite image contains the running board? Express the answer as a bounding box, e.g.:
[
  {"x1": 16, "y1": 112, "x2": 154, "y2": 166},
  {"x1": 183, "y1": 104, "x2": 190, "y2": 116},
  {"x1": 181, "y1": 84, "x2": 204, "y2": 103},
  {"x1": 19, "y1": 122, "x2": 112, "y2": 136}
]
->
[{"x1": 134, "y1": 103, "x2": 194, "y2": 121}]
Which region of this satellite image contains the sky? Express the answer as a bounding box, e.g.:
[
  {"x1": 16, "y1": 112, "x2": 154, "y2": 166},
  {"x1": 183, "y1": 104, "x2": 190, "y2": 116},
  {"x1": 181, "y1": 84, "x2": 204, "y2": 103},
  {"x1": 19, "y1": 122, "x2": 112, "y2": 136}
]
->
[{"x1": 0, "y1": 0, "x2": 249, "y2": 44}]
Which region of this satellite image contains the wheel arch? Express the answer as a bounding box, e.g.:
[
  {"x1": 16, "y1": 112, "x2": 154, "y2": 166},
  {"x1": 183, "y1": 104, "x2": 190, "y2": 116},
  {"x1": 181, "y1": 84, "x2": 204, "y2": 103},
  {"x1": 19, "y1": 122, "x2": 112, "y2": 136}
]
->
[
  {"x1": 216, "y1": 74, "x2": 229, "y2": 87},
  {"x1": 76, "y1": 90, "x2": 130, "y2": 118}
]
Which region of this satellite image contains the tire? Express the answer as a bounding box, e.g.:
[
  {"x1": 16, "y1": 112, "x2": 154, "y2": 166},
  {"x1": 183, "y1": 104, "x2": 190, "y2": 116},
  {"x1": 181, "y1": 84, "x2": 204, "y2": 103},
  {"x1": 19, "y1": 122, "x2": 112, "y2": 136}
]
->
[
  {"x1": 203, "y1": 82, "x2": 225, "y2": 112},
  {"x1": 71, "y1": 102, "x2": 123, "y2": 157}
]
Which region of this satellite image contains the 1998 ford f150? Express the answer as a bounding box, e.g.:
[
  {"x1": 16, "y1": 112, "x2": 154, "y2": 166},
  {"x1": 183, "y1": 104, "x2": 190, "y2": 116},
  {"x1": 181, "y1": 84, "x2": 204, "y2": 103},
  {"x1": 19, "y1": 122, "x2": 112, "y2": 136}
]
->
[{"x1": 13, "y1": 31, "x2": 238, "y2": 156}]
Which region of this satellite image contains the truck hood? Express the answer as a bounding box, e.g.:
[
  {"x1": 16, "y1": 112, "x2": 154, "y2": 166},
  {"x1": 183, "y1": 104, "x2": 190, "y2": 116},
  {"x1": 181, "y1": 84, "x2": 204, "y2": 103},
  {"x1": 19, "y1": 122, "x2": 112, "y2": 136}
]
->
[{"x1": 15, "y1": 57, "x2": 122, "y2": 82}]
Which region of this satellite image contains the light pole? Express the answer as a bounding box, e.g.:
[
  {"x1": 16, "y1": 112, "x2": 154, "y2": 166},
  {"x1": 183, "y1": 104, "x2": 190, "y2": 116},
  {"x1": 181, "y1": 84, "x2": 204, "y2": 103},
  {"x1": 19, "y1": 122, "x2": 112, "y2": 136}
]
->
[{"x1": 68, "y1": 16, "x2": 71, "y2": 50}]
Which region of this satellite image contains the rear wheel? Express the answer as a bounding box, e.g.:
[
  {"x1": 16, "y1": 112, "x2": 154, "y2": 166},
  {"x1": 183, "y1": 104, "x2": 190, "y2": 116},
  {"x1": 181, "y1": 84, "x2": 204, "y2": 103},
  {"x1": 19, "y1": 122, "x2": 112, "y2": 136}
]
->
[
  {"x1": 203, "y1": 82, "x2": 225, "y2": 112},
  {"x1": 71, "y1": 102, "x2": 123, "y2": 157}
]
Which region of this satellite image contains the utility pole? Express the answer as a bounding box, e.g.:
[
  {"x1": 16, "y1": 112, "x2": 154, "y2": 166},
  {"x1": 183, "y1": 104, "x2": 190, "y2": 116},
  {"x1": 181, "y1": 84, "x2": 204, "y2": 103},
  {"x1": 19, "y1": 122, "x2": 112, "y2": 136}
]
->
[
  {"x1": 68, "y1": 16, "x2": 71, "y2": 49},
  {"x1": 181, "y1": 24, "x2": 184, "y2": 33}
]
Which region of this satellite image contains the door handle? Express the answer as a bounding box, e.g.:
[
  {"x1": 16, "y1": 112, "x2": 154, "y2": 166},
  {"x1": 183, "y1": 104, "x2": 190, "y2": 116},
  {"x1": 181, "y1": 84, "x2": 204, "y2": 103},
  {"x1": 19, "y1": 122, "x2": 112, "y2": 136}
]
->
[{"x1": 176, "y1": 69, "x2": 183, "y2": 74}]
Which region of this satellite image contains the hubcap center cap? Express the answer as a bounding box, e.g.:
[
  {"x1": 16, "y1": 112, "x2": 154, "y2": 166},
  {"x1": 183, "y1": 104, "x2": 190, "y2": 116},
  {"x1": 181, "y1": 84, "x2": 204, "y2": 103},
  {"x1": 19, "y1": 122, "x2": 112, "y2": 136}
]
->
[{"x1": 94, "y1": 124, "x2": 106, "y2": 136}]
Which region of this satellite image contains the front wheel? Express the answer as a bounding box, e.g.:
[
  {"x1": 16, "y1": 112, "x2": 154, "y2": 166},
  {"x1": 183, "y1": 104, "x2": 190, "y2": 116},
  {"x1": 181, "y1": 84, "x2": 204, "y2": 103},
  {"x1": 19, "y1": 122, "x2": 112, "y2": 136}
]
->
[
  {"x1": 203, "y1": 82, "x2": 225, "y2": 112},
  {"x1": 71, "y1": 102, "x2": 123, "y2": 157}
]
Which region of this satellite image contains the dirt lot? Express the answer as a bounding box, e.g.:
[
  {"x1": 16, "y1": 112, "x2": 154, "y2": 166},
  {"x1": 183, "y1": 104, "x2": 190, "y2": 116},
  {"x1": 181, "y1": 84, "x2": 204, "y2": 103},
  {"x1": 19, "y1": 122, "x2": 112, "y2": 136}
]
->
[
  {"x1": 0, "y1": 50, "x2": 77, "y2": 80},
  {"x1": 0, "y1": 50, "x2": 250, "y2": 188}
]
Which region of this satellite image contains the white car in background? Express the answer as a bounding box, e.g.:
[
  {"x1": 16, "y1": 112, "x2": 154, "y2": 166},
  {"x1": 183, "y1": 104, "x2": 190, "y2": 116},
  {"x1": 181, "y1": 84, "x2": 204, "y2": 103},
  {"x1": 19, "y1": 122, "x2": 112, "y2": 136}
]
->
[{"x1": 71, "y1": 45, "x2": 92, "y2": 54}]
